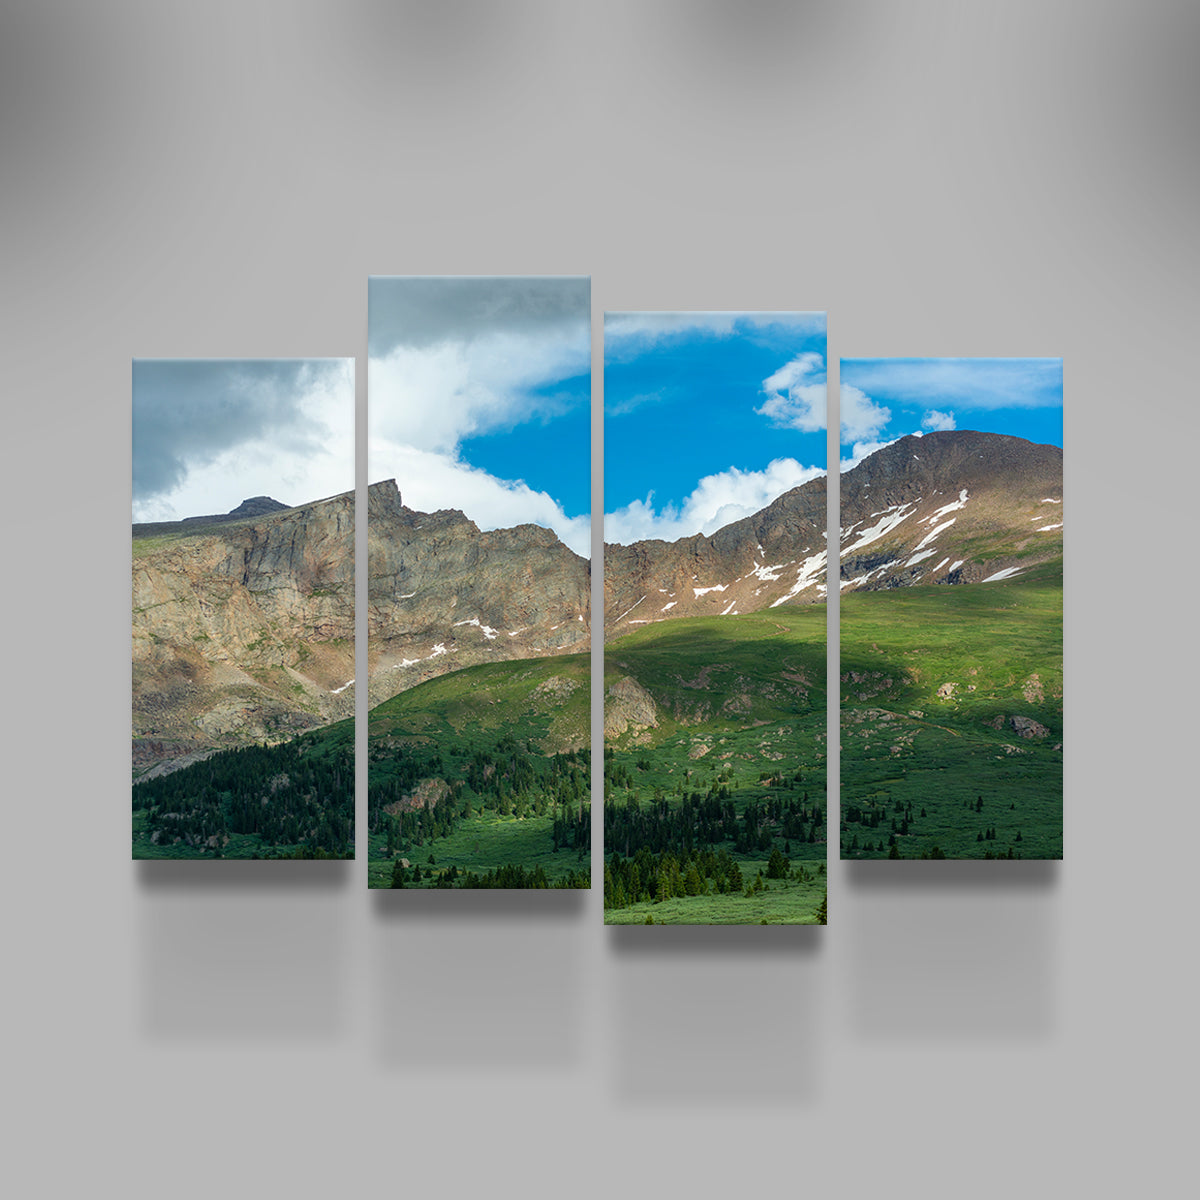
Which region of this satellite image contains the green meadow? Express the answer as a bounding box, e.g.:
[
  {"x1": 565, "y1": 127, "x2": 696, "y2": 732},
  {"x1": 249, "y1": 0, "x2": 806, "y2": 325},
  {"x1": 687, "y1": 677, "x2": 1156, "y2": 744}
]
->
[
  {"x1": 603, "y1": 608, "x2": 828, "y2": 924},
  {"x1": 367, "y1": 654, "x2": 591, "y2": 889},
  {"x1": 840, "y1": 559, "x2": 1063, "y2": 859}
]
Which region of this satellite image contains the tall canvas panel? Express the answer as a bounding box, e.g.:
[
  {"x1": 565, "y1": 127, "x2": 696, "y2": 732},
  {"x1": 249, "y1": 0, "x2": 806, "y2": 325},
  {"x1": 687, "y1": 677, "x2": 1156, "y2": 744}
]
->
[
  {"x1": 132, "y1": 359, "x2": 356, "y2": 859},
  {"x1": 367, "y1": 277, "x2": 592, "y2": 890},
  {"x1": 838, "y1": 358, "x2": 1064, "y2": 860},
  {"x1": 603, "y1": 313, "x2": 829, "y2": 924}
]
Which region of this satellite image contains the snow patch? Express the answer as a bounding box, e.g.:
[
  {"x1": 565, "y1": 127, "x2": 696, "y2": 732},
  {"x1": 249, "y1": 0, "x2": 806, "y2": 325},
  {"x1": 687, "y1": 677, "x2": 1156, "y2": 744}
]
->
[
  {"x1": 330, "y1": 680, "x2": 354, "y2": 694},
  {"x1": 923, "y1": 489, "x2": 969, "y2": 524},
  {"x1": 982, "y1": 567, "x2": 1024, "y2": 583},
  {"x1": 1037, "y1": 523, "x2": 1062, "y2": 532},
  {"x1": 750, "y1": 561, "x2": 786, "y2": 582},
  {"x1": 399, "y1": 592, "x2": 416, "y2": 599},
  {"x1": 843, "y1": 502, "x2": 918, "y2": 555},
  {"x1": 661, "y1": 601, "x2": 677, "y2": 611},
  {"x1": 616, "y1": 596, "x2": 647, "y2": 622},
  {"x1": 771, "y1": 550, "x2": 827, "y2": 607},
  {"x1": 1041, "y1": 498, "x2": 1061, "y2": 504},
  {"x1": 453, "y1": 617, "x2": 499, "y2": 640},
  {"x1": 693, "y1": 584, "x2": 728, "y2": 597},
  {"x1": 906, "y1": 549, "x2": 937, "y2": 566},
  {"x1": 911, "y1": 516, "x2": 956, "y2": 554}
]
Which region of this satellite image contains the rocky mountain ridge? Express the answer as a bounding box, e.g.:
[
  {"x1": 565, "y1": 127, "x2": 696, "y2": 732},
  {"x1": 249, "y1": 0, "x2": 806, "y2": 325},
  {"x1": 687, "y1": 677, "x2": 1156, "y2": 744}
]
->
[
  {"x1": 366, "y1": 479, "x2": 590, "y2": 709},
  {"x1": 604, "y1": 430, "x2": 1062, "y2": 637},
  {"x1": 133, "y1": 481, "x2": 592, "y2": 776}
]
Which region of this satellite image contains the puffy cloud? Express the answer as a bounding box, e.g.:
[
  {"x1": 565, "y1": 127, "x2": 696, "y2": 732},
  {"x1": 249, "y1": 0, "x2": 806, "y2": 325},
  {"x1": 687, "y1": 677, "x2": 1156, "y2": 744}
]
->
[
  {"x1": 369, "y1": 326, "x2": 589, "y2": 455},
  {"x1": 838, "y1": 383, "x2": 892, "y2": 444},
  {"x1": 755, "y1": 351, "x2": 827, "y2": 432},
  {"x1": 366, "y1": 278, "x2": 592, "y2": 550},
  {"x1": 921, "y1": 409, "x2": 957, "y2": 431},
  {"x1": 372, "y1": 441, "x2": 592, "y2": 558},
  {"x1": 604, "y1": 457, "x2": 825, "y2": 545}
]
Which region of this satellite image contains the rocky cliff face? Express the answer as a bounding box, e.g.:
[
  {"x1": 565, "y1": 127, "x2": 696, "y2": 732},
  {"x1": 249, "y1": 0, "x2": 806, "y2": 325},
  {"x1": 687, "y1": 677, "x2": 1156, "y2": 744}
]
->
[
  {"x1": 367, "y1": 480, "x2": 591, "y2": 708},
  {"x1": 603, "y1": 430, "x2": 1062, "y2": 636},
  {"x1": 133, "y1": 481, "x2": 593, "y2": 775},
  {"x1": 133, "y1": 491, "x2": 356, "y2": 775}
]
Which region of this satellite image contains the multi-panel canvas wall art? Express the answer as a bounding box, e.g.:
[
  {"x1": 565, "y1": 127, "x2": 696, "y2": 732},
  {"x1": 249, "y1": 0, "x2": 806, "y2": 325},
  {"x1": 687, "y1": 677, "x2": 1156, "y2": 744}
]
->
[
  {"x1": 132, "y1": 359, "x2": 356, "y2": 859},
  {"x1": 603, "y1": 313, "x2": 829, "y2": 924},
  {"x1": 366, "y1": 277, "x2": 592, "y2": 889},
  {"x1": 838, "y1": 358, "x2": 1064, "y2": 860}
]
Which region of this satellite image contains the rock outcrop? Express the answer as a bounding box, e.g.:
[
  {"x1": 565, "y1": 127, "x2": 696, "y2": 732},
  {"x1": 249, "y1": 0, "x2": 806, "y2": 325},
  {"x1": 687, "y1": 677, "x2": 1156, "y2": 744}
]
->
[{"x1": 366, "y1": 480, "x2": 591, "y2": 708}]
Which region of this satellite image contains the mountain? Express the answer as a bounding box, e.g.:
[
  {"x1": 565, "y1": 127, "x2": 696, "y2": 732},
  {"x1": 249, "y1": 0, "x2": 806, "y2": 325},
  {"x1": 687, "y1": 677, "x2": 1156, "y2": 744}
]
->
[
  {"x1": 603, "y1": 430, "x2": 1062, "y2": 634},
  {"x1": 367, "y1": 480, "x2": 590, "y2": 709},
  {"x1": 133, "y1": 480, "x2": 591, "y2": 777},
  {"x1": 133, "y1": 491, "x2": 356, "y2": 776},
  {"x1": 603, "y1": 478, "x2": 828, "y2": 636},
  {"x1": 838, "y1": 430, "x2": 1063, "y2": 591},
  {"x1": 133, "y1": 495, "x2": 289, "y2": 538}
]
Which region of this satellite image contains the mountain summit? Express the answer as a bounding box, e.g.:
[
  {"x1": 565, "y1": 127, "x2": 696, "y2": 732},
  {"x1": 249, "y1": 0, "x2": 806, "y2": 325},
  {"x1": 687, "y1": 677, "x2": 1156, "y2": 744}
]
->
[{"x1": 604, "y1": 430, "x2": 1062, "y2": 636}]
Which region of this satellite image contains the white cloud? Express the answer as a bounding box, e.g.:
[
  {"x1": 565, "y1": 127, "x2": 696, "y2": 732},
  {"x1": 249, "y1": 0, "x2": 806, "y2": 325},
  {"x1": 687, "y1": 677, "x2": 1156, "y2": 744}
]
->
[
  {"x1": 605, "y1": 457, "x2": 825, "y2": 545},
  {"x1": 372, "y1": 441, "x2": 592, "y2": 557},
  {"x1": 755, "y1": 351, "x2": 827, "y2": 432},
  {"x1": 921, "y1": 409, "x2": 957, "y2": 431},
  {"x1": 368, "y1": 325, "x2": 589, "y2": 455},
  {"x1": 133, "y1": 361, "x2": 354, "y2": 521},
  {"x1": 839, "y1": 383, "x2": 892, "y2": 444}
]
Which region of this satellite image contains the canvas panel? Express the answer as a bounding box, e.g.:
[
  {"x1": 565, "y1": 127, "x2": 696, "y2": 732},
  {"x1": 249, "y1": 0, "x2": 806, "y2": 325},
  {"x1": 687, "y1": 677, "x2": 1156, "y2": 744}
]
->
[
  {"x1": 366, "y1": 277, "x2": 592, "y2": 890},
  {"x1": 132, "y1": 358, "x2": 356, "y2": 860},
  {"x1": 603, "y1": 312, "x2": 829, "y2": 925},
  {"x1": 837, "y1": 358, "x2": 1064, "y2": 861}
]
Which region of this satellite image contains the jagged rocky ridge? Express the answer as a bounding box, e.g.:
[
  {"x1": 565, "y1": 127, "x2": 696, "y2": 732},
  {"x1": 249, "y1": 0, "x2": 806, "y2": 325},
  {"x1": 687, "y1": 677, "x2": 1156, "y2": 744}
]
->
[
  {"x1": 366, "y1": 480, "x2": 590, "y2": 709},
  {"x1": 133, "y1": 491, "x2": 356, "y2": 776},
  {"x1": 133, "y1": 481, "x2": 592, "y2": 776},
  {"x1": 132, "y1": 433, "x2": 1060, "y2": 773},
  {"x1": 604, "y1": 430, "x2": 1062, "y2": 637}
]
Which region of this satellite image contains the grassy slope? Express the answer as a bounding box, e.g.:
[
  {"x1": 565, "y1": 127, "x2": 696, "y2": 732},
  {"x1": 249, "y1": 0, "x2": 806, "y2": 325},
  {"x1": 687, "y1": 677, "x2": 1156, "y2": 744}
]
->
[
  {"x1": 604, "y1": 608, "x2": 828, "y2": 924},
  {"x1": 366, "y1": 654, "x2": 590, "y2": 888},
  {"x1": 840, "y1": 559, "x2": 1063, "y2": 859}
]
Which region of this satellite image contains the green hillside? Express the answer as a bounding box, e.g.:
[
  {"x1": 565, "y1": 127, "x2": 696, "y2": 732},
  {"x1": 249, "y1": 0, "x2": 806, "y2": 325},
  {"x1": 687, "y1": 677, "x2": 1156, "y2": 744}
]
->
[
  {"x1": 366, "y1": 654, "x2": 591, "y2": 889},
  {"x1": 840, "y1": 559, "x2": 1063, "y2": 859},
  {"x1": 132, "y1": 719, "x2": 355, "y2": 859},
  {"x1": 603, "y1": 608, "x2": 828, "y2": 924}
]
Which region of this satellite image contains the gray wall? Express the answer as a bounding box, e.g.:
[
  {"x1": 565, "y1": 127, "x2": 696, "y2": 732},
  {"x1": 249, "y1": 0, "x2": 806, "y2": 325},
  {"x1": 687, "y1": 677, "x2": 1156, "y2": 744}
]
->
[{"x1": 4, "y1": 3, "x2": 1192, "y2": 1197}]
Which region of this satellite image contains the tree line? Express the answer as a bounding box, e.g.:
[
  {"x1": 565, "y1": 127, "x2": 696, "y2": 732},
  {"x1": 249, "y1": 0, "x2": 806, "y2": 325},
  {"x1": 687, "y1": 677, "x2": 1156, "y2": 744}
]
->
[{"x1": 132, "y1": 735, "x2": 353, "y2": 856}]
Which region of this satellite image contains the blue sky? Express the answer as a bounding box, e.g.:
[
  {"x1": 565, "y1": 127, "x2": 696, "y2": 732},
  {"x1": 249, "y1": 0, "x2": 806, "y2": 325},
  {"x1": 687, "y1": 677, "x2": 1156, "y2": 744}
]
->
[
  {"x1": 839, "y1": 358, "x2": 1063, "y2": 471},
  {"x1": 368, "y1": 276, "x2": 591, "y2": 555},
  {"x1": 604, "y1": 313, "x2": 827, "y2": 544}
]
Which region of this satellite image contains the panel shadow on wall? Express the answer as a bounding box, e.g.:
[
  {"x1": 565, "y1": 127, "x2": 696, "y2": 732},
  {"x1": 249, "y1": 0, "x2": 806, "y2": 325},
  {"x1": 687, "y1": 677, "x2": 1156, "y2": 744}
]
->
[
  {"x1": 837, "y1": 358, "x2": 1064, "y2": 862},
  {"x1": 132, "y1": 359, "x2": 356, "y2": 861},
  {"x1": 365, "y1": 276, "x2": 593, "y2": 891},
  {"x1": 602, "y1": 312, "x2": 829, "y2": 925}
]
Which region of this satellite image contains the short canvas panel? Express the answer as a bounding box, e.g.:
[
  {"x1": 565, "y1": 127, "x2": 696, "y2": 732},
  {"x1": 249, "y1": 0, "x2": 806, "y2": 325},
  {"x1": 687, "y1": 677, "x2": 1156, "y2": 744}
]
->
[
  {"x1": 132, "y1": 358, "x2": 356, "y2": 859},
  {"x1": 603, "y1": 313, "x2": 829, "y2": 925},
  {"x1": 366, "y1": 277, "x2": 591, "y2": 890},
  {"x1": 838, "y1": 358, "x2": 1064, "y2": 860}
]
